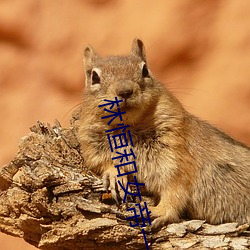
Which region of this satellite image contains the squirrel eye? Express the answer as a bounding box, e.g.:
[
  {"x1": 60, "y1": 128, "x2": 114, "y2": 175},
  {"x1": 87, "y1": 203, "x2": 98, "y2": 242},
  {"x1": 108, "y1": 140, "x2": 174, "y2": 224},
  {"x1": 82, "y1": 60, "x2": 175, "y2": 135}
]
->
[
  {"x1": 142, "y1": 63, "x2": 149, "y2": 78},
  {"x1": 91, "y1": 70, "x2": 100, "y2": 85}
]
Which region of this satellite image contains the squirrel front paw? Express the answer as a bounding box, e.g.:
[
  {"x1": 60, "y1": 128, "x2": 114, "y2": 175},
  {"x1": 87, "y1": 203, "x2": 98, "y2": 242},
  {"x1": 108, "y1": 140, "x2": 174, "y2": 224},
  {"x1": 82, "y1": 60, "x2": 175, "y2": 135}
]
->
[{"x1": 102, "y1": 167, "x2": 129, "y2": 205}]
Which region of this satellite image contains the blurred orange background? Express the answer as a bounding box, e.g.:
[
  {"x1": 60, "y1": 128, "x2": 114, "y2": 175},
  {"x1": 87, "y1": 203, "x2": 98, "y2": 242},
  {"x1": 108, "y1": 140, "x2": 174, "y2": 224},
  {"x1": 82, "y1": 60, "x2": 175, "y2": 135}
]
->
[{"x1": 1, "y1": 1, "x2": 250, "y2": 249}]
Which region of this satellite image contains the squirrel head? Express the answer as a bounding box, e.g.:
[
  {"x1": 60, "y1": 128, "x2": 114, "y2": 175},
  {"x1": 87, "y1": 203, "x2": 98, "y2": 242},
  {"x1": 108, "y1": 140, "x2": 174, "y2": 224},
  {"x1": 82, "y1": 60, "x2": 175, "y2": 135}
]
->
[{"x1": 83, "y1": 39, "x2": 160, "y2": 125}]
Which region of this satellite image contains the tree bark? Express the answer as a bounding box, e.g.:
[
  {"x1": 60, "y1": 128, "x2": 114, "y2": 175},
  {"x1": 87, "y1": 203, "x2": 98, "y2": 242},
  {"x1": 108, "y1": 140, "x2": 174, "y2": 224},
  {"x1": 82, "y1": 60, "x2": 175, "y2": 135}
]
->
[{"x1": 0, "y1": 109, "x2": 249, "y2": 250}]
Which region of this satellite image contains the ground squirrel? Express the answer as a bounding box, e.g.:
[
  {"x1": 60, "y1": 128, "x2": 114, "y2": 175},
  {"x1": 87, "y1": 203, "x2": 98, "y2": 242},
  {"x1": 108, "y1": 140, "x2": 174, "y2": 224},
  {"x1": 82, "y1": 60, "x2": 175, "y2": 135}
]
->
[{"x1": 78, "y1": 38, "x2": 250, "y2": 228}]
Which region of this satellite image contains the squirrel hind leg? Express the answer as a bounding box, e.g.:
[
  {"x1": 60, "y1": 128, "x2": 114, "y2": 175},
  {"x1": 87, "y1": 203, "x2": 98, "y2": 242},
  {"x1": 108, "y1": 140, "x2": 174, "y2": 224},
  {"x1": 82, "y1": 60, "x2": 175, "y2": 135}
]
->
[
  {"x1": 149, "y1": 187, "x2": 189, "y2": 229},
  {"x1": 149, "y1": 203, "x2": 181, "y2": 229}
]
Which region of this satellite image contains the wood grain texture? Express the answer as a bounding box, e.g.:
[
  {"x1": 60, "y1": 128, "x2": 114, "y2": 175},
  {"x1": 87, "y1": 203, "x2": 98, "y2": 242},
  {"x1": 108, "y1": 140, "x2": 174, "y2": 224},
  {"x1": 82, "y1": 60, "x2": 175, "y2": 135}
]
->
[{"x1": 0, "y1": 110, "x2": 249, "y2": 249}]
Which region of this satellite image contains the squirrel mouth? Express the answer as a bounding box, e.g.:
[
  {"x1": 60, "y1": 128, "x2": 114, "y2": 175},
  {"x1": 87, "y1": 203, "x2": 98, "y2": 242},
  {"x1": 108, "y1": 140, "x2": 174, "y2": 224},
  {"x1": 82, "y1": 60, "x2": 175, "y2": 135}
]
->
[{"x1": 120, "y1": 99, "x2": 135, "y2": 110}]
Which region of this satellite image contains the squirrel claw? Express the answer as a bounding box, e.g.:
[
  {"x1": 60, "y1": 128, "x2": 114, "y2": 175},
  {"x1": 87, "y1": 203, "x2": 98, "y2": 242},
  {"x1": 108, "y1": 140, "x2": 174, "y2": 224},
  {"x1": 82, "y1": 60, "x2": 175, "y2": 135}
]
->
[{"x1": 102, "y1": 168, "x2": 125, "y2": 205}]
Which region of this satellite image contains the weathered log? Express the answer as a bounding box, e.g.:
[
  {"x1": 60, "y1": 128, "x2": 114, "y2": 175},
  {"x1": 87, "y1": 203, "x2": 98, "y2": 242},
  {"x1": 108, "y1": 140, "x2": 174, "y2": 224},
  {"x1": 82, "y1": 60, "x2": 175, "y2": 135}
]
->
[{"x1": 0, "y1": 109, "x2": 249, "y2": 249}]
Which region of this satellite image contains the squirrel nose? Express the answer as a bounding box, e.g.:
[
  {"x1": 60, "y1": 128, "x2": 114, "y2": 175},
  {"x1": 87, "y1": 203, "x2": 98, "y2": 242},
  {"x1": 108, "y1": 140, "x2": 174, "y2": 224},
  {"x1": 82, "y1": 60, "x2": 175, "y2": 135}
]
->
[{"x1": 117, "y1": 88, "x2": 133, "y2": 99}]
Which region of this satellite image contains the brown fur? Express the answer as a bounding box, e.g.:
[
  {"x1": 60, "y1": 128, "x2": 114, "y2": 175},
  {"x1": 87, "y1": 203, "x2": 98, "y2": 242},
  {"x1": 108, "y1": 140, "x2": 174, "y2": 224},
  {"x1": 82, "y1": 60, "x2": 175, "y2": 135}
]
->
[{"x1": 78, "y1": 39, "x2": 250, "y2": 228}]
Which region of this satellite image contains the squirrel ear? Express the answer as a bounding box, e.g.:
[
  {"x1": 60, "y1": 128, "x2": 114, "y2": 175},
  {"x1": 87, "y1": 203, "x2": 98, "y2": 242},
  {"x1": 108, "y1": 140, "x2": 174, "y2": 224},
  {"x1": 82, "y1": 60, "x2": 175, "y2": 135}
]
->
[
  {"x1": 83, "y1": 45, "x2": 98, "y2": 71},
  {"x1": 83, "y1": 46, "x2": 99, "y2": 86},
  {"x1": 131, "y1": 38, "x2": 147, "y2": 63}
]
